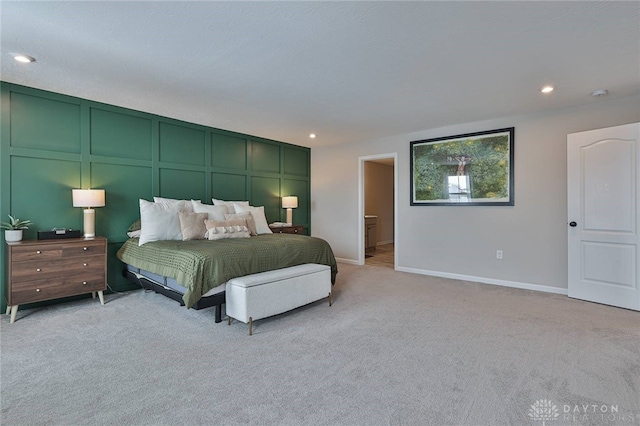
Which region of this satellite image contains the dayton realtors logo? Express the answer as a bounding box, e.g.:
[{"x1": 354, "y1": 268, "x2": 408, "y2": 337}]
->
[
  {"x1": 529, "y1": 399, "x2": 638, "y2": 424},
  {"x1": 529, "y1": 399, "x2": 560, "y2": 425}
]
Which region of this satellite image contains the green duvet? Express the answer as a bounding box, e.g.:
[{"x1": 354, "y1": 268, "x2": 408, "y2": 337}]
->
[{"x1": 117, "y1": 234, "x2": 338, "y2": 308}]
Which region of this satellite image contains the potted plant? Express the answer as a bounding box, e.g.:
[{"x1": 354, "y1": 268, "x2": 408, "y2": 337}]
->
[{"x1": 1, "y1": 215, "x2": 32, "y2": 242}]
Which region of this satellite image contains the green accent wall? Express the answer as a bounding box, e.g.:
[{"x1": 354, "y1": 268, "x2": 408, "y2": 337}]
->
[{"x1": 0, "y1": 82, "x2": 311, "y2": 313}]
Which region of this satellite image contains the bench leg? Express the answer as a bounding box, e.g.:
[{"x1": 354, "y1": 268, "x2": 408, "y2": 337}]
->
[
  {"x1": 226, "y1": 315, "x2": 253, "y2": 335},
  {"x1": 329, "y1": 291, "x2": 333, "y2": 307}
]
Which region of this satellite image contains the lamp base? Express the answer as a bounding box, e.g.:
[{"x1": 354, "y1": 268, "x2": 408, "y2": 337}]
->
[
  {"x1": 83, "y1": 208, "x2": 96, "y2": 238},
  {"x1": 286, "y1": 208, "x2": 293, "y2": 226}
]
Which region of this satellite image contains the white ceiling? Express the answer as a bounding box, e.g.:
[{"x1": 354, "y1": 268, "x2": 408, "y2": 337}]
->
[{"x1": 1, "y1": 1, "x2": 638, "y2": 148}]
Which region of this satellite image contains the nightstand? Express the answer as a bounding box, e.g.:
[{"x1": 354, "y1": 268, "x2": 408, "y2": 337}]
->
[
  {"x1": 269, "y1": 225, "x2": 304, "y2": 235},
  {"x1": 5, "y1": 237, "x2": 107, "y2": 323}
]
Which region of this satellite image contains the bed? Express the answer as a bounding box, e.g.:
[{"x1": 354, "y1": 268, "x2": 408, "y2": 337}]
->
[{"x1": 117, "y1": 233, "x2": 338, "y2": 322}]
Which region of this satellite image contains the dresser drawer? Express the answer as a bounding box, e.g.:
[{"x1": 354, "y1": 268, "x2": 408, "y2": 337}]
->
[
  {"x1": 270, "y1": 225, "x2": 304, "y2": 234},
  {"x1": 10, "y1": 254, "x2": 105, "y2": 283},
  {"x1": 62, "y1": 241, "x2": 105, "y2": 257},
  {"x1": 11, "y1": 244, "x2": 63, "y2": 262},
  {"x1": 11, "y1": 241, "x2": 105, "y2": 262},
  {"x1": 10, "y1": 275, "x2": 105, "y2": 305}
]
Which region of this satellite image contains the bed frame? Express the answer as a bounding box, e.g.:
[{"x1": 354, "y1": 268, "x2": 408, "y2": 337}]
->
[{"x1": 122, "y1": 269, "x2": 225, "y2": 323}]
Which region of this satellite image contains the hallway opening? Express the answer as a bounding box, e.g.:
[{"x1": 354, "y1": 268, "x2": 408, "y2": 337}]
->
[{"x1": 361, "y1": 155, "x2": 396, "y2": 269}]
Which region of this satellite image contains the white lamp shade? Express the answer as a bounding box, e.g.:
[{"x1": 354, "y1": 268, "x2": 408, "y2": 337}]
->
[
  {"x1": 282, "y1": 196, "x2": 298, "y2": 209},
  {"x1": 72, "y1": 189, "x2": 105, "y2": 208}
]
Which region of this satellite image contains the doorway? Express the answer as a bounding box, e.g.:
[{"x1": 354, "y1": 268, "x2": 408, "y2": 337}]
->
[{"x1": 359, "y1": 153, "x2": 397, "y2": 269}]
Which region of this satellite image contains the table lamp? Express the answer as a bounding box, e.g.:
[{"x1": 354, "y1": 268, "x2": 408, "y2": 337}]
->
[
  {"x1": 72, "y1": 189, "x2": 105, "y2": 238},
  {"x1": 282, "y1": 196, "x2": 298, "y2": 225}
]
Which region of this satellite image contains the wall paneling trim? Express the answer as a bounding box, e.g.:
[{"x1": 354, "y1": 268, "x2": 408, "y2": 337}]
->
[{"x1": 0, "y1": 83, "x2": 311, "y2": 312}]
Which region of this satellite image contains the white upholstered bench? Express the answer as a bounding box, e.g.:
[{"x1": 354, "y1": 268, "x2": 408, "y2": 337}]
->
[{"x1": 226, "y1": 263, "x2": 332, "y2": 335}]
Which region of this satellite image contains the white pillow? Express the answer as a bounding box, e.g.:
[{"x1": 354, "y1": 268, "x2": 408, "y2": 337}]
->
[
  {"x1": 154, "y1": 197, "x2": 196, "y2": 213},
  {"x1": 139, "y1": 199, "x2": 184, "y2": 245},
  {"x1": 233, "y1": 204, "x2": 272, "y2": 235},
  {"x1": 212, "y1": 198, "x2": 249, "y2": 214},
  {"x1": 191, "y1": 200, "x2": 228, "y2": 221}
]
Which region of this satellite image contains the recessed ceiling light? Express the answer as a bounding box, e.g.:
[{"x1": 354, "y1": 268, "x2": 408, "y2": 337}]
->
[
  {"x1": 540, "y1": 85, "x2": 554, "y2": 93},
  {"x1": 591, "y1": 89, "x2": 608, "y2": 97},
  {"x1": 309, "y1": 133, "x2": 316, "y2": 139},
  {"x1": 14, "y1": 54, "x2": 36, "y2": 63}
]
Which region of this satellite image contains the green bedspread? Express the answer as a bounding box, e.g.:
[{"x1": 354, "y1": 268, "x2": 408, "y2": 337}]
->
[{"x1": 117, "y1": 234, "x2": 338, "y2": 308}]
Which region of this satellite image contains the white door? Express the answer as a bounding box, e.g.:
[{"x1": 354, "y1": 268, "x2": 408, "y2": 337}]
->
[{"x1": 567, "y1": 122, "x2": 640, "y2": 311}]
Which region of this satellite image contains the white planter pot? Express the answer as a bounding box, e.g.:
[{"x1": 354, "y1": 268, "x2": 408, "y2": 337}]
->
[{"x1": 5, "y1": 229, "x2": 23, "y2": 242}]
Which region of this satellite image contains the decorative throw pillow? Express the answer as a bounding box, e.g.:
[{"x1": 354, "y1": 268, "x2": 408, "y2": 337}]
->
[
  {"x1": 233, "y1": 204, "x2": 273, "y2": 234},
  {"x1": 139, "y1": 199, "x2": 184, "y2": 246},
  {"x1": 212, "y1": 198, "x2": 249, "y2": 214},
  {"x1": 128, "y1": 219, "x2": 141, "y2": 232},
  {"x1": 204, "y1": 219, "x2": 250, "y2": 240},
  {"x1": 224, "y1": 212, "x2": 257, "y2": 236},
  {"x1": 153, "y1": 197, "x2": 196, "y2": 213},
  {"x1": 191, "y1": 200, "x2": 228, "y2": 221},
  {"x1": 178, "y1": 211, "x2": 208, "y2": 241}
]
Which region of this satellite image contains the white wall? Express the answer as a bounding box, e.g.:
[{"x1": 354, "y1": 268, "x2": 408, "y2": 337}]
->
[{"x1": 311, "y1": 95, "x2": 640, "y2": 291}]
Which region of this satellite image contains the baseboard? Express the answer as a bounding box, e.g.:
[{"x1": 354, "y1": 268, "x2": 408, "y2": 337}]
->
[
  {"x1": 395, "y1": 266, "x2": 568, "y2": 295},
  {"x1": 377, "y1": 240, "x2": 393, "y2": 246},
  {"x1": 335, "y1": 258, "x2": 568, "y2": 295},
  {"x1": 336, "y1": 257, "x2": 360, "y2": 265}
]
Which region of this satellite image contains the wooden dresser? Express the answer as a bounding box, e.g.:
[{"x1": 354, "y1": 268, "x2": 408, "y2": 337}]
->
[
  {"x1": 269, "y1": 225, "x2": 304, "y2": 235},
  {"x1": 5, "y1": 237, "x2": 107, "y2": 323}
]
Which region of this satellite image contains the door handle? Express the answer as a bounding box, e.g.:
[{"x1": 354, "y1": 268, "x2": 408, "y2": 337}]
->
[{"x1": 569, "y1": 221, "x2": 577, "y2": 227}]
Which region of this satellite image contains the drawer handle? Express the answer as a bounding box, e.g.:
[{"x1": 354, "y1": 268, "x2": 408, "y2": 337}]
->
[
  {"x1": 83, "y1": 263, "x2": 88, "y2": 267},
  {"x1": 36, "y1": 250, "x2": 41, "y2": 254},
  {"x1": 35, "y1": 288, "x2": 41, "y2": 292},
  {"x1": 83, "y1": 247, "x2": 88, "y2": 251},
  {"x1": 294, "y1": 229, "x2": 298, "y2": 233},
  {"x1": 36, "y1": 268, "x2": 41, "y2": 272},
  {"x1": 83, "y1": 281, "x2": 87, "y2": 285}
]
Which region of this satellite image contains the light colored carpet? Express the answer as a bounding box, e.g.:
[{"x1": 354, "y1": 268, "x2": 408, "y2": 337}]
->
[{"x1": 1, "y1": 263, "x2": 638, "y2": 426}]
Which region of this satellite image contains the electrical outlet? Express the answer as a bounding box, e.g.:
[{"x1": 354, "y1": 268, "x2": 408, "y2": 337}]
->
[{"x1": 496, "y1": 250, "x2": 503, "y2": 260}]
